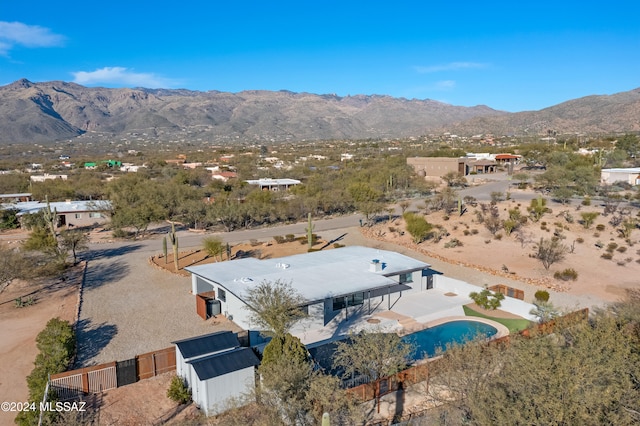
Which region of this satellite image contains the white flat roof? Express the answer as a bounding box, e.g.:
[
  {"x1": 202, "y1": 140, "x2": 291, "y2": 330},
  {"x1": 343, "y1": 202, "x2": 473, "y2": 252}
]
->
[
  {"x1": 601, "y1": 168, "x2": 640, "y2": 173},
  {"x1": 245, "y1": 178, "x2": 301, "y2": 186},
  {"x1": 6, "y1": 200, "x2": 111, "y2": 215},
  {"x1": 186, "y1": 246, "x2": 430, "y2": 304}
]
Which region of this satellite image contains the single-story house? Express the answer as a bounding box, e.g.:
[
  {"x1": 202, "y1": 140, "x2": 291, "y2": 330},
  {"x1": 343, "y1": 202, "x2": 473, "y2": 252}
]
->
[
  {"x1": 173, "y1": 331, "x2": 260, "y2": 416},
  {"x1": 244, "y1": 178, "x2": 301, "y2": 191},
  {"x1": 30, "y1": 173, "x2": 68, "y2": 182},
  {"x1": 601, "y1": 168, "x2": 640, "y2": 186},
  {"x1": 407, "y1": 157, "x2": 468, "y2": 177},
  {"x1": 0, "y1": 193, "x2": 32, "y2": 203},
  {"x1": 185, "y1": 246, "x2": 436, "y2": 345},
  {"x1": 4, "y1": 200, "x2": 111, "y2": 228}
]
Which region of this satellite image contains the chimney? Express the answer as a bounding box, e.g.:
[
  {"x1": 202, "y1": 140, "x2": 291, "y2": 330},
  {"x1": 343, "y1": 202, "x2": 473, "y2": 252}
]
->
[{"x1": 369, "y1": 259, "x2": 382, "y2": 273}]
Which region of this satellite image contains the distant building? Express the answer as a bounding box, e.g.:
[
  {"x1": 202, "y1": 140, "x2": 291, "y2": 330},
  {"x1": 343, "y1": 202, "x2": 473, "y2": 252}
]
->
[
  {"x1": 30, "y1": 174, "x2": 68, "y2": 182},
  {"x1": 601, "y1": 168, "x2": 640, "y2": 186},
  {"x1": 407, "y1": 156, "x2": 499, "y2": 178},
  {"x1": 407, "y1": 157, "x2": 468, "y2": 177},
  {"x1": 0, "y1": 193, "x2": 32, "y2": 203},
  {"x1": 5, "y1": 200, "x2": 111, "y2": 228},
  {"x1": 245, "y1": 178, "x2": 301, "y2": 191}
]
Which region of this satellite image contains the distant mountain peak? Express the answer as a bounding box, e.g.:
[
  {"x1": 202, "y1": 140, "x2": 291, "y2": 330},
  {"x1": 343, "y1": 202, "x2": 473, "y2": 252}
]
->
[{"x1": 0, "y1": 80, "x2": 638, "y2": 144}]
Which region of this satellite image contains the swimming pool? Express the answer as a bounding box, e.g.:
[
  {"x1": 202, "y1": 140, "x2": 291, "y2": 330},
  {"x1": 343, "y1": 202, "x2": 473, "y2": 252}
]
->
[{"x1": 402, "y1": 320, "x2": 498, "y2": 360}]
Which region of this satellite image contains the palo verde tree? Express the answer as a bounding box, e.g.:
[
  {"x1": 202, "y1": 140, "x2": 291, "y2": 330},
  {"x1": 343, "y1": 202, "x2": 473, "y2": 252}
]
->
[
  {"x1": 202, "y1": 235, "x2": 225, "y2": 261},
  {"x1": 533, "y1": 237, "x2": 568, "y2": 270}
]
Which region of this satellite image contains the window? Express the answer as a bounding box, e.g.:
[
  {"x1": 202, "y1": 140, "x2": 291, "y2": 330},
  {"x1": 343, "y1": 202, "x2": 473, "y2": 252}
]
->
[
  {"x1": 74, "y1": 213, "x2": 83, "y2": 219},
  {"x1": 332, "y1": 293, "x2": 365, "y2": 311},
  {"x1": 217, "y1": 288, "x2": 226, "y2": 302},
  {"x1": 89, "y1": 212, "x2": 102, "y2": 218},
  {"x1": 399, "y1": 273, "x2": 413, "y2": 284}
]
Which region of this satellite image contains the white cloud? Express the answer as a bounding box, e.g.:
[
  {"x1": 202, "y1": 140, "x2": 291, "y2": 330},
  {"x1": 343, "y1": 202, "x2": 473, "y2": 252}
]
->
[
  {"x1": 0, "y1": 21, "x2": 65, "y2": 55},
  {"x1": 71, "y1": 67, "x2": 177, "y2": 88},
  {"x1": 414, "y1": 62, "x2": 488, "y2": 74},
  {"x1": 434, "y1": 80, "x2": 456, "y2": 90}
]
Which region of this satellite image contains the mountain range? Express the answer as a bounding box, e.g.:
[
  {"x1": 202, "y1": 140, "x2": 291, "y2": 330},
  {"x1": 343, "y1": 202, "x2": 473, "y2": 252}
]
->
[{"x1": 1, "y1": 79, "x2": 639, "y2": 144}]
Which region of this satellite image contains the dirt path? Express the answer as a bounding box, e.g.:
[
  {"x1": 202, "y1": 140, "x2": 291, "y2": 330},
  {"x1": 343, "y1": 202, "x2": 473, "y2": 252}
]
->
[{"x1": 0, "y1": 266, "x2": 82, "y2": 425}]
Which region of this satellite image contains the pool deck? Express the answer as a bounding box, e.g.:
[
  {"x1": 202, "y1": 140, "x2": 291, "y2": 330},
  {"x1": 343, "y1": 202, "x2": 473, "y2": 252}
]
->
[{"x1": 300, "y1": 285, "x2": 519, "y2": 347}]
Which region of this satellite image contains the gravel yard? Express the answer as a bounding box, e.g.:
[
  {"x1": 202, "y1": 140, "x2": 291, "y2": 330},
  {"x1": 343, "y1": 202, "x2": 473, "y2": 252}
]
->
[{"x1": 75, "y1": 241, "x2": 241, "y2": 367}]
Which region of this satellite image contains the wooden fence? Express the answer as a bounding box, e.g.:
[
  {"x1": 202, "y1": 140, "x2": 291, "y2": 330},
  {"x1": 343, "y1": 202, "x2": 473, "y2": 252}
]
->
[
  {"x1": 136, "y1": 347, "x2": 176, "y2": 380},
  {"x1": 49, "y1": 347, "x2": 176, "y2": 401},
  {"x1": 488, "y1": 284, "x2": 525, "y2": 300}
]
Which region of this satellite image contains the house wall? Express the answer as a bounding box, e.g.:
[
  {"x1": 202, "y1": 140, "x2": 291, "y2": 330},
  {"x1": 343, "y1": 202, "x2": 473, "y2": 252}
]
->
[
  {"x1": 202, "y1": 367, "x2": 256, "y2": 416},
  {"x1": 601, "y1": 170, "x2": 640, "y2": 185},
  {"x1": 191, "y1": 276, "x2": 252, "y2": 328},
  {"x1": 60, "y1": 211, "x2": 108, "y2": 228},
  {"x1": 435, "y1": 276, "x2": 537, "y2": 321},
  {"x1": 407, "y1": 157, "x2": 465, "y2": 177}
]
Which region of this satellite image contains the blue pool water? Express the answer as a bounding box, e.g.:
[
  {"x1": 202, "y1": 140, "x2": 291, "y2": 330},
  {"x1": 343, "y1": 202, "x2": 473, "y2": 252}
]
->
[{"x1": 403, "y1": 320, "x2": 498, "y2": 360}]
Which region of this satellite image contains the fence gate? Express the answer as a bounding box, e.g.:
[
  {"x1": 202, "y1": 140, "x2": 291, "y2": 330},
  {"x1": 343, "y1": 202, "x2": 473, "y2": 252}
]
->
[
  {"x1": 116, "y1": 358, "x2": 137, "y2": 387},
  {"x1": 87, "y1": 366, "x2": 117, "y2": 393},
  {"x1": 50, "y1": 373, "x2": 83, "y2": 402}
]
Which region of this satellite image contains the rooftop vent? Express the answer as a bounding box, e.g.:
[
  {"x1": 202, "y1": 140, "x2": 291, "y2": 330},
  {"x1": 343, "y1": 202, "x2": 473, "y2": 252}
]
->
[
  {"x1": 369, "y1": 259, "x2": 382, "y2": 273},
  {"x1": 275, "y1": 263, "x2": 290, "y2": 270},
  {"x1": 234, "y1": 277, "x2": 254, "y2": 283}
]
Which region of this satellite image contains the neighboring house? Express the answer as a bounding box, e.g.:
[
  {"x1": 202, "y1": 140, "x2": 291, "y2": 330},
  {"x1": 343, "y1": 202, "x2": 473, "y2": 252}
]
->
[
  {"x1": 495, "y1": 154, "x2": 521, "y2": 165},
  {"x1": 244, "y1": 178, "x2": 301, "y2": 191},
  {"x1": 601, "y1": 168, "x2": 640, "y2": 186},
  {"x1": 30, "y1": 173, "x2": 68, "y2": 182},
  {"x1": 173, "y1": 331, "x2": 260, "y2": 416},
  {"x1": 211, "y1": 171, "x2": 238, "y2": 182},
  {"x1": 0, "y1": 193, "x2": 32, "y2": 203},
  {"x1": 407, "y1": 157, "x2": 468, "y2": 177},
  {"x1": 185, "y1": 246, "x2": 436, "y2": 345},
  {"x1": 7, "y1": 200, "x2": 111, "y2": 228}
]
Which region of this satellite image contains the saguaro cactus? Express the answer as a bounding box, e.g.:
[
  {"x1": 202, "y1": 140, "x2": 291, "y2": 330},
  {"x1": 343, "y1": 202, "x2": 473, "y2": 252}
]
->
[
  {"x1": 168, "y1": 222, "x2": 179, "y2": 270},
  {"x1": 306, "y1": 213, "x2": 315, "y2": 249},
  {"x1": 162, "y1": 236, "x2": 168, "y2": 264}
]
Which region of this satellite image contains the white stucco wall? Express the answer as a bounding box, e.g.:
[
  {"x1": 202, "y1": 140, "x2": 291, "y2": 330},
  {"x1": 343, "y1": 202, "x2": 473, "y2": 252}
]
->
[{"x1": 436, "y1": 276, "x2": 537, "y2": 321}]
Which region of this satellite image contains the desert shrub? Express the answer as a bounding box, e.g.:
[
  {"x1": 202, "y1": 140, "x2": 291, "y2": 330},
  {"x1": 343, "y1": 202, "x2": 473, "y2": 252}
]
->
[
  {"x1": 471, "y1": 229, "x2": 479, "y2": 235},
  {"x1": 606, "y1": 242, "x2": 619, "y2": 253},
  {"x1": 15, "y1": 318, "x2": 75, "y2": 425},
  {"x1": 601, "y1": 253, "x2": 613, "y2": 260},
  {"x1": 333, "y1": 243, "x2": 345, "y2": 248},
  {"x1": 285, "y1": 234, "x2": 296, "y2": 242},
  {"x1": 576, "y1": 237, "x2": 584, "y2": 243},
  {"x1": 273, "y1": 235, "x2": 286, "y2": 244},
  {"x1": 112, "y1": 228, "x2": 132, "y2": 238},
  {"x1": 167, "y1": 375, "x2": 191, "y2": 404},
  {"x1": 554, "y1": 268, "x2": 578, "y2": 281},
  {"x1": 534, "y1": 290, "x2": 550, "y2": 302},
  {"x1": 484, "y1": 239, "x2": 491, "y2": 244},
  {"x1": 494, "y1": 233, "x2": 503, "y2": 240},
  {"x1": 582, "y1": 197, "x2": 591, "y2": 206},
  {"x1": 444, "y1": 238, "x2": 463, "y2": 248},
  {"x1": 463, "y1": 229, "x2": 470, "y2": 236},
  {"x1": 617, "y1": 246, "x2": 627, "y2": 253},
  {"x1": 596, "y1": 224, "x2": 606, "y2": 232}
]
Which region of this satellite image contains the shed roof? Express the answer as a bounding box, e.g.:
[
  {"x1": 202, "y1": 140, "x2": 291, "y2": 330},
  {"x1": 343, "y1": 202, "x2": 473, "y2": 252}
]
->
[
  {"x1": 186, "y1": 246, "x2": 430, "y2": 304},
  {"x1": 173, "y1": 331, "x2": 239, "y2": 360},
  {"x1": 188, "y1": 347, "x2": 260, "y2": 381}
]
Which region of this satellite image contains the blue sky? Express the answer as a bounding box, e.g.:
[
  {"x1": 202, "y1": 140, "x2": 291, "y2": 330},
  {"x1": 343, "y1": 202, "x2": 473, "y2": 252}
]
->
[{"x1": 1, "y1": 1, "x2": 638, "y2": 112}]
